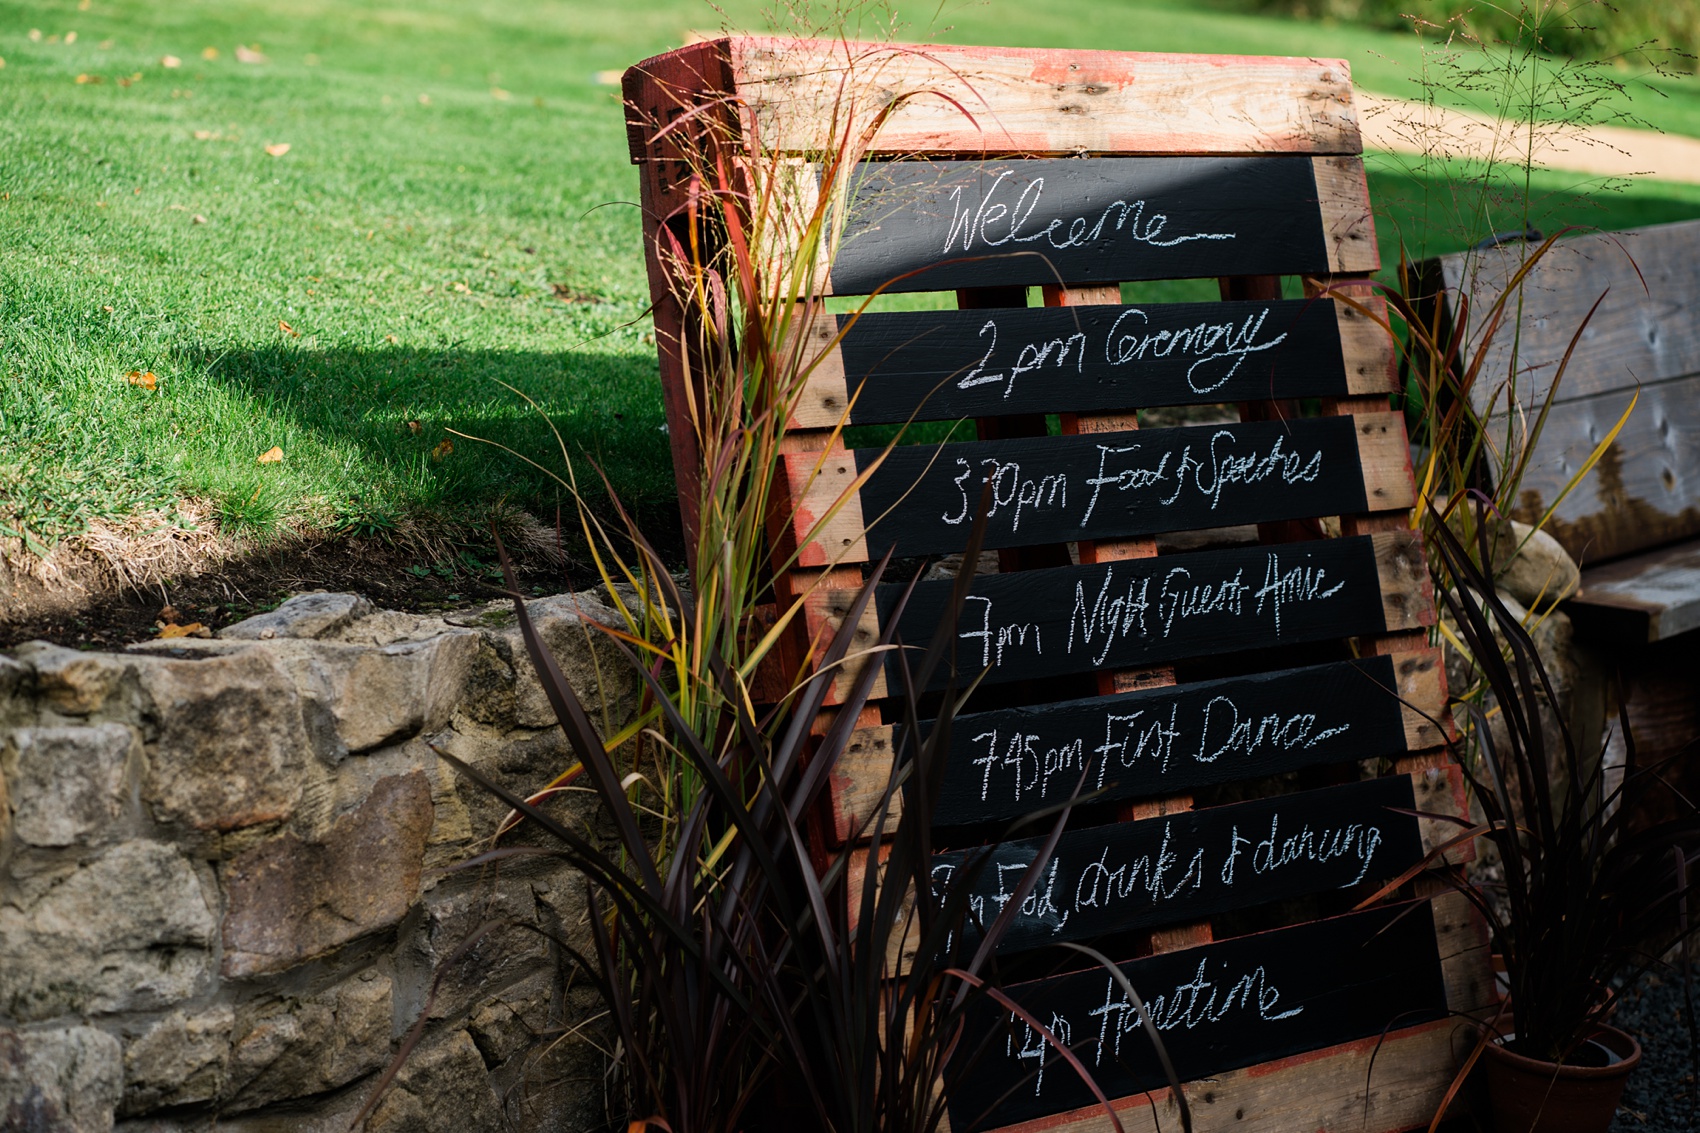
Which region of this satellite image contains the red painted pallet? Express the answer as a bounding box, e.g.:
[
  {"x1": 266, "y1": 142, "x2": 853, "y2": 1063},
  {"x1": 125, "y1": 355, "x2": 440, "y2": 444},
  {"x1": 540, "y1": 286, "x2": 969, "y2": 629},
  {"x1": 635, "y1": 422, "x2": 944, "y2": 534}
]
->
[{"x1": 624, "y1": 37, "x2": 1492, "y2": 1132}]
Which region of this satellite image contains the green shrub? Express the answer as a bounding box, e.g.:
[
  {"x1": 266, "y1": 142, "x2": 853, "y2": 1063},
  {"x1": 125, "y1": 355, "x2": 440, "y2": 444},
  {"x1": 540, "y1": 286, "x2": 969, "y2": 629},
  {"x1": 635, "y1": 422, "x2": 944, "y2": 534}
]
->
[{"x1": 1240, "y1": 0, "x2": 1697, "y2": 67}]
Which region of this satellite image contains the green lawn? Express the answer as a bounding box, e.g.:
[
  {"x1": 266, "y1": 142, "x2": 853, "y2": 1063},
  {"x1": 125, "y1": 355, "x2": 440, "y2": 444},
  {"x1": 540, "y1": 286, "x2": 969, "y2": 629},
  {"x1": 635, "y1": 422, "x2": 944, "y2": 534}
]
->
[{"x1": 2, "y1": 0, "x2": 1697, "y2": 575}]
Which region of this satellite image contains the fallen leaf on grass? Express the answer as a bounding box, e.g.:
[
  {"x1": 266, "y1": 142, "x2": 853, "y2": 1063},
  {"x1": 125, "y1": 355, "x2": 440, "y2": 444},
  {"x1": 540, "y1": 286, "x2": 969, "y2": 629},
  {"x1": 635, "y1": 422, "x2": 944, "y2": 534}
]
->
[
  {"x1": 65, "y1": 31, "x2": 77, "y2": 44},
  {"x1": 157, "y1": 621, "x2": 211, "y2": 639},
  {"x1": 551, "y1": 283, "x2": 602, "y2": 304},
  {"x1": 430, "y1": 439, "x2": 453, "y2": 461},
  {"x1": 417, "y1": 93, "x2": 431, "y2": 105},
  {"x1": 264, "y1": 142, "x2": 290, "y2": 157},
  {"x1": 278, "y1": 320, "x2": 299, "y2": 337},
  {"x1": 124, "y1": 369, "x2": 157, "y2": 390},
  {"x1": 235, "y1": 44, "x2": 268, "y2": 64},
  {"x1": 256, "y1": 446, "x2": 283, "y2": 464},
  {"x1": 489, "y1": 87, "x2": 511, "y2": 101},
  {"x1": 201, "y1": 46, "x2": 218, "y2": 60},
  {"x1": 191, "y1": 214, "x2": 207, "y2": 224},
  {"x1": 593, "y1": 70, "x2": 622, "y2": 86},
  {"x1": 161, "y1": 55, "x2": 181, "y2": 68},
  {"x1": 0, "y1": 58, "x2": 7, "y2": 70},
  {"x1": 118, "y1": 73, "x2": 141, "y2": 87},
  {"x1": 451, "y1": 281, "x2": 470, "y2": 293},
  {"x1": 75, "y1": 73, "x2": 101, "y2": 84},
  {"x1": 29, "y1": 29, "x2": 41, "y2": 42},
  {"x1": 102, "y1": 305, "x2": 113, "y2": 313},
  {"x1": 406, "y1": 420, "x2": 421, "y2": 434}
]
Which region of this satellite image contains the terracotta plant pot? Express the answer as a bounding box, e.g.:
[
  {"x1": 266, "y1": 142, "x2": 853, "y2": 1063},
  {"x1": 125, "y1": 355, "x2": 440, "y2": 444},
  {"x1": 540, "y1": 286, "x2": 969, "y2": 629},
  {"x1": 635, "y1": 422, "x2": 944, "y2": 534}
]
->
[{"x1": 1481, "y1": 1024, "x2": 1642, "y2": 1133}]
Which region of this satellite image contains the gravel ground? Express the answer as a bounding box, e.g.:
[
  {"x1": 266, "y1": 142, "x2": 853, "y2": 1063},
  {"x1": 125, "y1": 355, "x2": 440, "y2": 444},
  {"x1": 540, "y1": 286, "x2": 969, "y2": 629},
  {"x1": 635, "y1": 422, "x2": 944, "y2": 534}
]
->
[{"x1": 1610, "y1": 960, "x2": 1699, "y2": 1132}]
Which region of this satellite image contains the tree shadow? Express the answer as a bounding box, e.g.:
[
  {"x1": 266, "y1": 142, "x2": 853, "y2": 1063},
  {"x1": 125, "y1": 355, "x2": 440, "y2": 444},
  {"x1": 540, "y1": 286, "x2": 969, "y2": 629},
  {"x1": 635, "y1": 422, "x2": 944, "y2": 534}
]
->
[{"x1": 179, "y1": 342, "x2": 686, "y2": 566}]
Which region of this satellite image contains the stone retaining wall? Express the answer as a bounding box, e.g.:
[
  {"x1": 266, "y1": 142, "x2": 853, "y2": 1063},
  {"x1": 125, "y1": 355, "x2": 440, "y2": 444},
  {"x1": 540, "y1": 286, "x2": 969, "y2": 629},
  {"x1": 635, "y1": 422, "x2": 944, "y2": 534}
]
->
[{"x1": 1, "y1": 592, "x2": 632, "y2": 1133}]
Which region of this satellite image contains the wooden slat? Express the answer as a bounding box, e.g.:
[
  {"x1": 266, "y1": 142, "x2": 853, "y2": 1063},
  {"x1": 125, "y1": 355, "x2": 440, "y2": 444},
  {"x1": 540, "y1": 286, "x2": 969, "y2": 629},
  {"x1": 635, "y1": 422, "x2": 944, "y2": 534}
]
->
[
  {"x1": 806, "y1": 531, "x2": 1435, "y2": 700},
  {"x1": 781, "y1": 414, "x2": 1412, "y2": 566},
  {"x1": 948, "y1": 900, "x2": 1451, "y2": 1129},
  {"x1": 1311, "y1": 155, "x2": 1379, "y2": 274},
  {"x1": 828, "y1": 651, "x2": 1446, "y2": 841},
  {"x1": 691, "y1": 40, "x2": 1365, "y2": 158},
  {"x1": 935, "y1": 770, "x2": 1465, "y2": 956},
  {"x1": 786, "y1": 296, "x2": 1396, "y2": 428},
  {"x1": 1433, "y1": 219, "x2": 1700, "y2": 407},
  {"x1": 1566, "y1": 538, "x2": 1700, "y2": 645},
  {"x1": 985, "y1": 892, "x2": 1491, "y2": 1133},
  {"x1": 1492, "y1": 372, "x2": 1700, "y2": 564},
  {"x1": 622, "y1": 40, "x2": 741, "y2": 566},
  {"x1": 814, "y1": 156, "x2": 1363, "y2": 296}
]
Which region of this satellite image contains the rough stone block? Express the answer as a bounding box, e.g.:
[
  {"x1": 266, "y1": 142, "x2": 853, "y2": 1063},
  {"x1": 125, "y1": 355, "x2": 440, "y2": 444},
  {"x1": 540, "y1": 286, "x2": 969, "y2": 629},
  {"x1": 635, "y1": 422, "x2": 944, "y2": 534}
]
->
[
  {"x1": 138, "y1": 649, "x2": 306, "y2": 831},
  {"x1": 220, "y1": 592, "x2": 374, "y2": 641},
  {"x1": 1, "y1": 1025, "x2": 123, "y2": 1133},
  {"x1": 220, "y1": 773, "x2": 432, "y2": 977},
  {"x1": 1495, "y1": 520, "x2": 1582, "y2": 611},
  {"x1": 225, "y1": 970, "x2": 391, "y2": 1111},
  {"x1": 12, "y1": 643, "x2": 134, "y2": 717},
  {"x1": 0, "y1": 841, "x2": 216, "y2": 1020},
  {"x1": 3, "y1": 723, "x2": 134, "y2": 847},
  {"x1": 282, "y1": 634, "x2": 477, "y2": 758},
  {"x1": 506, "y1": 594, "x2": 636, "y2": 730},
  {"x1": 120, "y1": 1006, "x2": 232, "y2": 1116},
  {"x1": 365, "y1": 1029, "x2": 502, "y2": 1133}
]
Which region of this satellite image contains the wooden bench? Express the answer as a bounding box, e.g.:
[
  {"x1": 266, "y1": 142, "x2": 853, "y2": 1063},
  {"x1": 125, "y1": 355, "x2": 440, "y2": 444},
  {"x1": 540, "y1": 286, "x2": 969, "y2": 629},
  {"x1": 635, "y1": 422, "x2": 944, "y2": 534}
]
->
[
  {"x1": 1419, "y1": 220, "x2": 1700, "y2": 773},
  {"x1": 625, "y1": 38, "x2": 1494, "y2": 1133}
]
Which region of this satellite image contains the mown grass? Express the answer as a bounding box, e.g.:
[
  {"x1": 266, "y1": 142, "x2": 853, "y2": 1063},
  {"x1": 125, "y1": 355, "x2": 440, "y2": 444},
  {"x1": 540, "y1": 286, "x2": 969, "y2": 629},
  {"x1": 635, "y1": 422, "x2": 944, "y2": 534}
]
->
[{"x1": 1, "y1": 0, "x2": 1696, "y2": 570}]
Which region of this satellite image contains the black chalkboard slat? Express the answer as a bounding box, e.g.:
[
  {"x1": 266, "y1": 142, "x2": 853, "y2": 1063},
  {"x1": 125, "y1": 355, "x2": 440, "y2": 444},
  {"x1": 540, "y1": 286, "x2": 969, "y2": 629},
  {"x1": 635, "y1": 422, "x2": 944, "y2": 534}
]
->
[
  {"x1": 805, "y1": 532, "x2": 1434, "y2": 703},
  {"x1": 943, "y1": 893, "x2": 1489, "y2": 1131},
  {"x1": 936, "y1": 770, "x2": 1470, "y2": 952},
  {"x1": 783, "y1": 297, "x2": 1396, "y2": 429},
  {"x1": 782, "y1": 413, "x2": 1413, "y2": 566},
  {"x1": 795, "y1": 156, "x2": 1378, "y2": 296},
  {"x1": 827, "y1": 650, "x2": 1447, "y2": 842},
  {"x1": 854, "y1": 764, "x2": 1467, "y2": 973}
]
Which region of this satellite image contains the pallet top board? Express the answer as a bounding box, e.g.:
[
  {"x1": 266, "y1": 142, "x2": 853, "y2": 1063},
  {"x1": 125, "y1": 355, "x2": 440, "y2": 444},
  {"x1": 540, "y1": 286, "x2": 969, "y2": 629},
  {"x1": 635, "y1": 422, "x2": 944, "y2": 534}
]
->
[
  {"x1": 949, "y1": 899, "x2": 1449, "y2": 1129},
  {"x1": 787, "y1": 296, "x2": 1396, "y2": 428},
  {"x1": 816, "y1": 155, "x2": 1376, "y2": 295},
  {"x1": 830, "y1": 651, "x2": 1445, "y2": 840},
  {"x1": 624, "y1": 39, "x2": 1363, "y2": 159},
  {"x1": 936, "y1": 771, "x2": 1461, "y2": 955},
  {"x1": 783, "y1": 412, "x2": 1412, "y2": 566},
  {"x1": 808, "y1": 532, "x2": 1433, "y2": 699}
]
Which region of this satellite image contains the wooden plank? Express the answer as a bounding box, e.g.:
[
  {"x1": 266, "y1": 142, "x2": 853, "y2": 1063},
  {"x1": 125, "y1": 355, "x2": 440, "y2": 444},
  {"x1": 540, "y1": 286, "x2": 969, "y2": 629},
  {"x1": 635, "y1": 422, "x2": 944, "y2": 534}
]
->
[
  {"x1": 705, "y1": 40, "x2": 1364, "y2": 158},
  {"x1": 1311, "y1": 155, "x2": 1380, "y2": 274},
  {"x1": 947, "y1": 900, "x2": 1450, "y2": 1129},
  {"x1": 808, "y1": 532, "x2": 1434, "y2": 698},
  {"x1": 1566, "y1": 538, "x2": 1700, "y2": 645},
  {"x1": 985, "y1": 893, "x2": 1490, "y2": 1133},
  {"x1": 936, "y1": 772, "x2": 1455, "y2": 955},
  {"x1": 622, "y1": 40, "x2": 741, "y2": 566},
  {"x1": 1493, "y1": 371, "x2": 1700, "y2": 564},
  {"x1": 784, "y1": 414, "x2": 1411, "y2": 565},
  {"x1": 1433, "y1": 219, "x2": 1700, "y2": 407},
  {"x1": 821, "y1": 157, "x2": 1359, "y2": 296},
  {"x1": 829, "y1": 651, "x2": 1445, "y2": 839},
  {"x1": 785, "y1": 297, "x2": 1396, "y2": 428}
]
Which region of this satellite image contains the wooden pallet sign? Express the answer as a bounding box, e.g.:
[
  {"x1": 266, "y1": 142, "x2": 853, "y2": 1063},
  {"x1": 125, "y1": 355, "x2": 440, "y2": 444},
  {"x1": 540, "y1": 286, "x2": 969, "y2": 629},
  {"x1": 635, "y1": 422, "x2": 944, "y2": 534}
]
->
[{"x1": 625, "y1": 36, "x2": 1491, "y2": 1133}]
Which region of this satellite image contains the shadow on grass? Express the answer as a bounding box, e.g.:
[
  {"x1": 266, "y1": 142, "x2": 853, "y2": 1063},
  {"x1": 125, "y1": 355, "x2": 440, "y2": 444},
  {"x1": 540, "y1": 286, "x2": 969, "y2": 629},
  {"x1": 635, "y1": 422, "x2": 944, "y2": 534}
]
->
[
  {"x1": 181, "y1": 343, "x2": 686, "y2": 565},
  {"x1": 1367, "y1": 164, "x2": 1700, "y2": 267}
]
